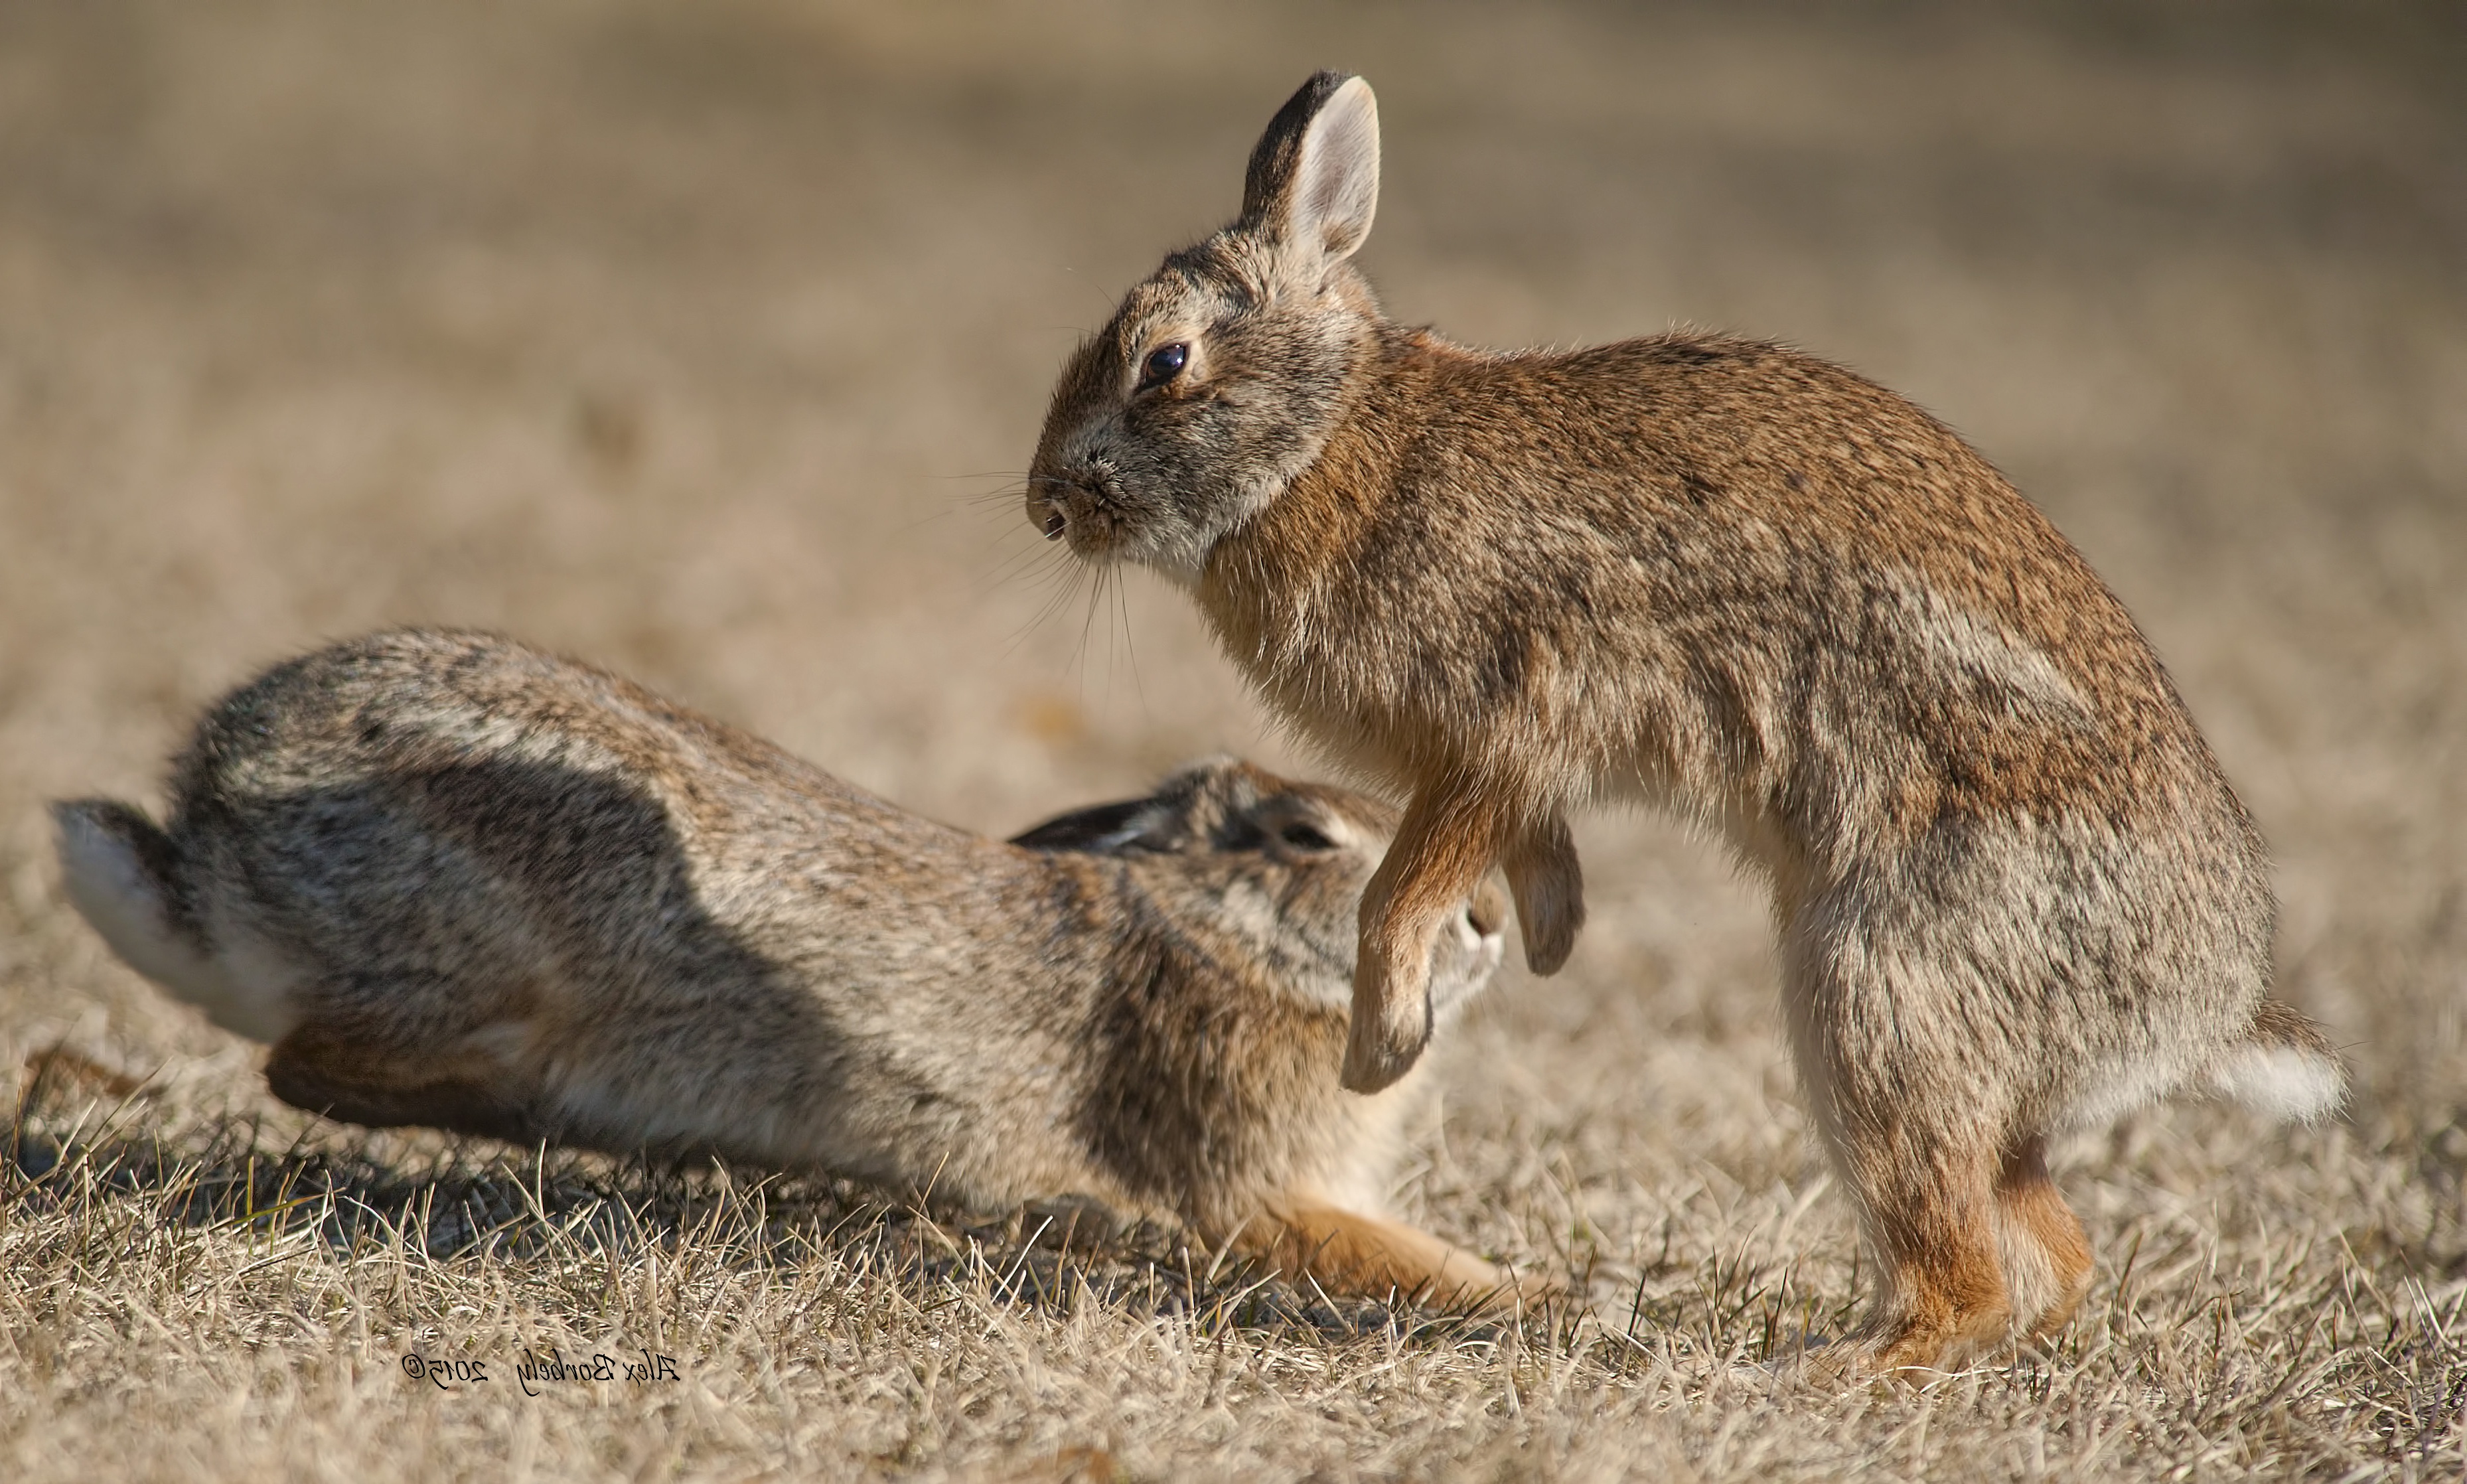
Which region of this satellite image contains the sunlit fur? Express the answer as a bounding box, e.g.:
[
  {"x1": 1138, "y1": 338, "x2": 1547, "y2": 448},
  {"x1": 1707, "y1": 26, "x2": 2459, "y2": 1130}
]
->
[
  {"x1": 54, "y1": 628, "x2": 1541, "y2": 1312},
  {"x1": 1028, "y1": 71, "x2": 2344, "y2": 1373}
]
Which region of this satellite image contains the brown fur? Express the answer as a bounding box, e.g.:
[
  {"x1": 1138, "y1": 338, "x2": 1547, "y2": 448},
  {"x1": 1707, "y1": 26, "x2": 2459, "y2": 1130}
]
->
[
  {"x1": 1026, "y1": 72, "x2": 2343, "y2": 1371},
  {"x1": 1244, "y1": 1201, "x2": 1513, "y2": 1311},
  {"x1": 53, "y1": 628, "x2": 1546, "y2": 1313},
  {"x1": 1996, "y1": 1140, "x2": 2095, "y2": 1339}
]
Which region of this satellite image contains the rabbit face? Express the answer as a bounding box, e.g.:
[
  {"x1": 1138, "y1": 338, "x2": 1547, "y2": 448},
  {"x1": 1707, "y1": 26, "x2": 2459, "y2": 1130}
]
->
[
  {"x1": 1027, "y1": 244, "x2": 1375, "y2": 583},
  {"x1": 1013, "y1": 759, "x2": 1505, "y2": 1024},
  {"x1": 1028, "y1": 74, "x2": 1386, "y2": 584}
]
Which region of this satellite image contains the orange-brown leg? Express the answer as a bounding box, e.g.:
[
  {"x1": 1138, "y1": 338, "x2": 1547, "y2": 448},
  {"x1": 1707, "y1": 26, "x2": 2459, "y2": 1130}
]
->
[
  {"x1": 21, "y1": 1044, "x2": 147, "y2": 1100},
  {"x1": 1234, "y1": 1201, "x2": 1558, "y2": 1314},
  {"x1": 1345, "y1": 776, "x2": 1519, "y2": 1092},
  {"x1": 1847, "y1": 1144, "x2": 2014, "y2": 1374},
  {"x1": 1502, "y1": 810, "x2": 1585, "y2": 976},
  {"x1": 1783, "y1": 891, "x2": 2028, "y2": 1378},
  {"x1": 1994, "y1": 1138, "x2": 2094, "y2": 1341},
  {"x1": 265, "y1": 1025, "x2": 540, "y2": 1145}
]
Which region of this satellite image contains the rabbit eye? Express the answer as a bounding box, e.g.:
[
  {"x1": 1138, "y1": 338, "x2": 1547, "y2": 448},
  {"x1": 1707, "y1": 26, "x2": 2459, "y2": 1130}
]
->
[
  {"x1": 1278, "y1": 822, "x2": 1337, "y2": 852},
  {"x1": 1138, "y1": 342, "x2": 1189, "y2": 389}
]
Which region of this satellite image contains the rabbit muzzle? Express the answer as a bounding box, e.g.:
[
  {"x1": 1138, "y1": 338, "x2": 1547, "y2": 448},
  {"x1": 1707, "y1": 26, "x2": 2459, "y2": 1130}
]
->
[{"x1": 1030, "y1": 465, "x2": 1125, "y2": 558}]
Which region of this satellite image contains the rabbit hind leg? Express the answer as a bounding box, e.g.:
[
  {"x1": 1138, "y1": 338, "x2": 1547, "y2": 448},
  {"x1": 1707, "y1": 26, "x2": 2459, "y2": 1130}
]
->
[
  {"x1": 1240, "y1": 1201, "x2": 1554, "y2": 1314},
  {"x1": 1801, "y1": 1017, "x2": 2014, "y2": 1373},
  {"x1": 1838, "y1": 1142, "x2": 2014, "y2": 1374},
  {"x1": 1786, "y1": 877, "x2": 2044, "y2": 1374},
  {"x1": 265, "y1": 1023, "x2": 542, "y2": 1146},
  {"x1": 1994, "y1": 1136, "x2": 2094, "y2": 1341}
]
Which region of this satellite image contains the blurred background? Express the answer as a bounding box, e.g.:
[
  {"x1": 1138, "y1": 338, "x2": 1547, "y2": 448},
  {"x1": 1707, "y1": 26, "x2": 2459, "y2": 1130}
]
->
[{"x1": 3, "y1": 1, "x2": 2462, "y2": 1177}]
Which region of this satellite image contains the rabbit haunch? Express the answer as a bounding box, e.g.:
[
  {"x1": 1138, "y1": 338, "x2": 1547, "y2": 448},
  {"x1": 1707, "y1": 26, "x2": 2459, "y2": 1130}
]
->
[
  {"x1": 1028, "y1": 71, "x2": 2342, "y2": 1373},
  {"x1": 54, "y1": 628, "x2": 1534, "y2": 1310}
]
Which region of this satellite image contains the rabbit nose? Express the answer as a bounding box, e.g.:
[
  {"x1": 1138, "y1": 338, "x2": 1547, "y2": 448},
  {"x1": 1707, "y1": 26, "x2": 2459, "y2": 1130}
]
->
[{"x1": 1465, "y1": 880, "x2": 1507, "y2": 938}]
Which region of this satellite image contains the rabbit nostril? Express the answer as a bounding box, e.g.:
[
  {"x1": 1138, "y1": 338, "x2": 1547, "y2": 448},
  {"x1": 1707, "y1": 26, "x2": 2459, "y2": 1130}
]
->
[{"x1": 1043, "y1": 511, "x2": 1067, "y2": 540}]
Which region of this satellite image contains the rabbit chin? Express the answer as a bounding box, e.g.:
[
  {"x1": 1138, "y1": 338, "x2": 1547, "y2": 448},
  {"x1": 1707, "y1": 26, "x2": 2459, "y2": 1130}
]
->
[
  {"x1": 1098, "y1": 525, "x2": 1213, "y2": 589},
  {"x1": 1069, "y1": 494, "x2": 1245, "y2": 589}
]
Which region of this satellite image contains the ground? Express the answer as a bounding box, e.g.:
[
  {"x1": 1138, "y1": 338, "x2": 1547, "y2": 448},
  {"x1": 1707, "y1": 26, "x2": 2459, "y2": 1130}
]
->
[{"x1": 1, "y1": 2, "x2": 2462, "y2": 1479}]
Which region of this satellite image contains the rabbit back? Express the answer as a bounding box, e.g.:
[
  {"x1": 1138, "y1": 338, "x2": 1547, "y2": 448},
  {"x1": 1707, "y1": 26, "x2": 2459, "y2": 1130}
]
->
[
  {"x1": 111, "y1": 631, "x2": 1105, "y2": 1190},
  {"x1": 1209, "y1": 336, "x2": 2211, "y2": 834}
]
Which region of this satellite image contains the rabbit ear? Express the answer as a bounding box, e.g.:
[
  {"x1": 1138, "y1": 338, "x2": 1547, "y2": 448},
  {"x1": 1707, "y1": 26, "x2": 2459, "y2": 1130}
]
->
[
  {"x1": 1240, "y1": 72, "x2": 1380, "y2": 271},
  {"x1": 1009, "y1": 798, "x2": 1167, "y2": 855}
]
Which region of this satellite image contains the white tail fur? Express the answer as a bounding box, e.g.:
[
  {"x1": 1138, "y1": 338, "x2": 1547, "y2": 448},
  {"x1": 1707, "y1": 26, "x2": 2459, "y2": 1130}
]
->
[
  {"x1": 2210, "y1": 1040, "x2": 2346, "y2": 1124},
  {"x1": 2207, "y1": 1000, "x2": 2345, "y2": 1124},
  {"x1": 52, "y1": 802, "x2": 294, "y2": 1043}
]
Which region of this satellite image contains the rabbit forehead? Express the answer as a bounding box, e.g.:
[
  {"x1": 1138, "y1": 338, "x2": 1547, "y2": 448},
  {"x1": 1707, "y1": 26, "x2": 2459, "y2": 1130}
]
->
[
  {"x1": 1112, "y1": 261, "x2": 1254, "y2": 352},
  {"x1": 1156, "y1": 757, "x2": 1398, "y2": 841},
  {"x1": 1250, "y1": 782, "x2": 1396, "y2": 844},
  {"x1": 1119, "y1": 223, "x2": 1314, "y2": 323}
]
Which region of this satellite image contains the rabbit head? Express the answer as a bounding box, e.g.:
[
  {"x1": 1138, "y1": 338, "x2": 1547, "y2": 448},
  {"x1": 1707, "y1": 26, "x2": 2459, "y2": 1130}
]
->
[
  {"x1": 1013, "y1": 758, "x2": 1505, "y2": 1025},
  {"x1": 1027, "y1": 72, "x2": 1384, "y2": 581}
]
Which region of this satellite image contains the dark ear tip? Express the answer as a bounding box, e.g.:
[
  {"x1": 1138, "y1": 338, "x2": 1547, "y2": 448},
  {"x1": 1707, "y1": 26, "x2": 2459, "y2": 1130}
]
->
[
  {"x1": 1278, "y1": 70, "x2": 1361, "y2": 123},
  {"x1": 1009, "y1": 798, "x2": 1154, "y2": 854},
  {"x1": 1242, "y1": 72, "x2": 1377, "y2": 232},
  {"x1": 51, "y1": 796, "x2": 149, "y2": 846}
]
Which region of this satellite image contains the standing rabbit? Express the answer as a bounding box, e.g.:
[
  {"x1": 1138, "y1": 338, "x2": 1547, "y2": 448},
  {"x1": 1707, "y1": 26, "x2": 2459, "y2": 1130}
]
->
[
  {"x1": 1025, "y1": 72, "x2": 2342, "y2": 1371},
  {"x1": 53, "y1": 628, "x2": 1531, "y2": 1309}
]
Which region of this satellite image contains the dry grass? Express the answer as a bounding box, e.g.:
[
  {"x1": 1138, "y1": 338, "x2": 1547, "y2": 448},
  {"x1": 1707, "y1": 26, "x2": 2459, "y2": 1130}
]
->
[
  {"x1": 7, "y1": 1049, "x2": 2459, "y2": 1481},
  {"x1": 3, "y1": 2, "x2": 2463, "y2": 1479}
]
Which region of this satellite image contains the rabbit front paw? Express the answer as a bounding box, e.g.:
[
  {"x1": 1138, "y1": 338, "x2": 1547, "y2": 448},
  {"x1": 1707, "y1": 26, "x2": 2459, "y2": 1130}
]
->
[{"x1": 1342, "y1": 946, "x2": 1434, "y2": 1092}]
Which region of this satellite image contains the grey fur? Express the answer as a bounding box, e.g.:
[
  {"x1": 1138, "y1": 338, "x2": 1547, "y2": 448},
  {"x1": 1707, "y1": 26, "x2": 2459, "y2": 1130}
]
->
[{"x1": 54, "y1": 628, "x2": 1536, "y2": 1308}]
